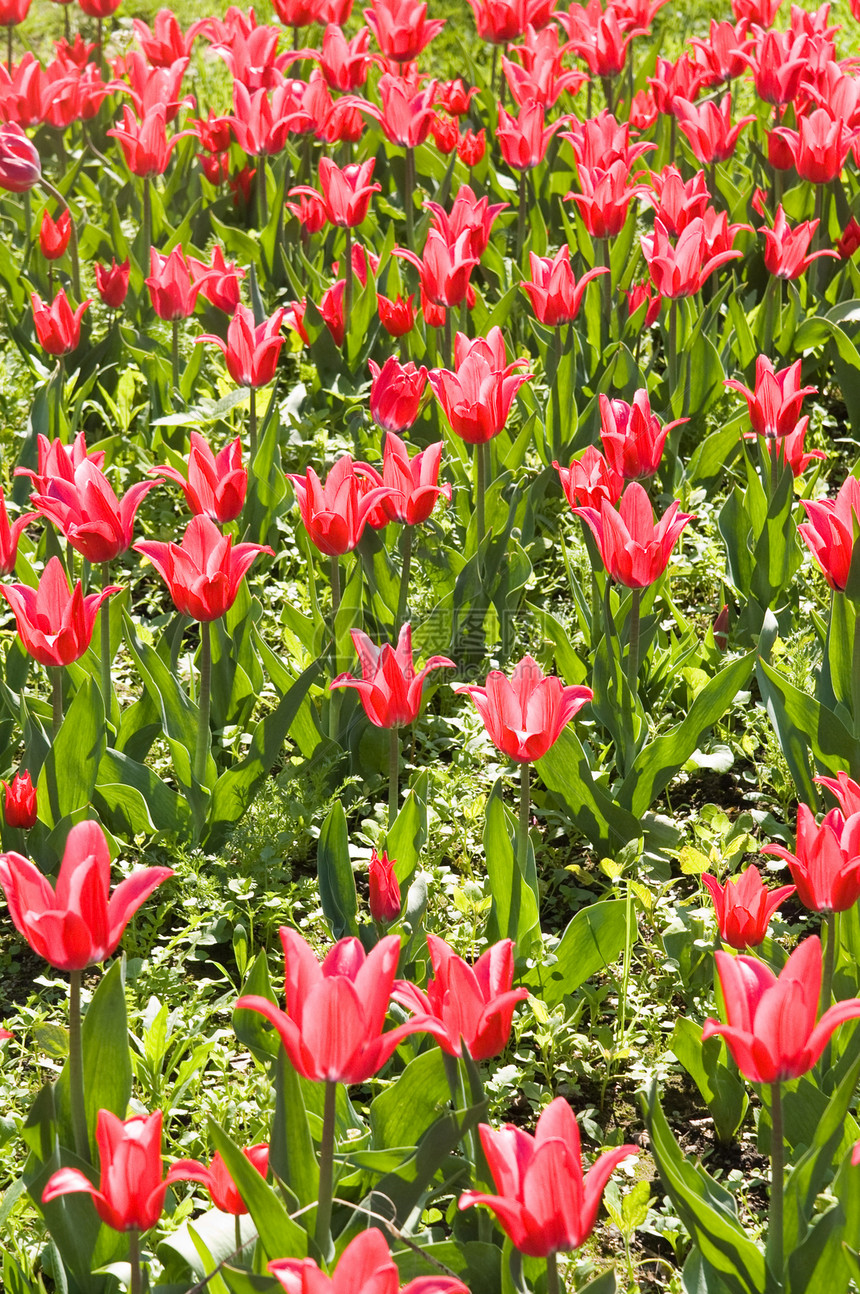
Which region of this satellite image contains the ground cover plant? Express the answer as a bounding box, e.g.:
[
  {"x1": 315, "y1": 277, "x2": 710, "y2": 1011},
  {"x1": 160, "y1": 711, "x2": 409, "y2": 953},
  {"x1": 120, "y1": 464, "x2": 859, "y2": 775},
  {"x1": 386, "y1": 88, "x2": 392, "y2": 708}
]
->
[{"x1": 6, "y1": 0, "x2": 860, "y2": 1288}]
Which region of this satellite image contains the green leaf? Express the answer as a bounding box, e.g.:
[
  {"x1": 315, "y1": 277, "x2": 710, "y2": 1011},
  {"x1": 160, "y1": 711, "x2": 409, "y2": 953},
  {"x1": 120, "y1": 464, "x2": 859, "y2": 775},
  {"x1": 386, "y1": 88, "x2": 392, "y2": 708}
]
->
[
  {"x1": 387, "y1": 771, "x2": 428, "y2": 889},
  {"x1": 537, "y1": 728, "x2": 640, "y2": 851},
  {"x1": 369, "y1": 1049, "x2": 451, "y2": 1150},
  {"x1": 271, "y1": 1050, "x2": 319, "y2": 1215},
  {"x1": 483, "y1": 784, "x2": 541, "y2": 958},
  {"x1": 317, "y1": 802, "x2": 359, "y2": 940},
  {"x1": 233, "y1": 951, "x2": 279, "y2": 1065},
  {"x1": 527, "y1": 900, "x2": 627, "y2": 1007},
  {"x1": 37, "y1": 677, "x2": 105, "y2": 830},
  {"x1": 208, "y1": 1119, "x2": 307, "y2": 1262},
  {"x1": 758, "y1": 657, "x2": 860, "y2": 789},
  {"x1": 94, "y1": 747, "x2": 191, "y2": 837},
  {"x1": 669, "y1": 1017, "x2": 748, "y2": 1144},
  {"x1": 55, "y1": 961, "x2": 132, "y2": 1159}
]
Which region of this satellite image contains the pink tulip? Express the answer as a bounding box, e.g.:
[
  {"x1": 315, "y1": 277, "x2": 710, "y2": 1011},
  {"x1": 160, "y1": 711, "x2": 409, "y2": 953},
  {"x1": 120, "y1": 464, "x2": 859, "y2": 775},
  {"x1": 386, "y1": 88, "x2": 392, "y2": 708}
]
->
[
  {"x1": 573, "y1": 481, "x2": 694, "y2": 588},
  {"x1": 453, "y1": 654, "x2": 592, "y2": 762}
]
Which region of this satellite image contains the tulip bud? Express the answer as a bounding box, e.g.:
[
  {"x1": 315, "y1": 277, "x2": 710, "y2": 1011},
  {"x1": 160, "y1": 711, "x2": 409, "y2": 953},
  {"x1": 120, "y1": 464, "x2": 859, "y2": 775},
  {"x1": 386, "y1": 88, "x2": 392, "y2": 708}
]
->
[
  {"x1": 457, "y1": 128, "x2": 486, "y2": 167},
  {"x1": 2, "y1": 770, "x2": 36, "y2": 829},
  {"x1": 39, "y1": 209, "x2": 71, "y2": 260},
  {"x1": 369, "y1": 849, "x2": 401, "y2": 924},
  {"x1": 713, "y1": 604, "x2": 730, "y2": 652},
  {"x1": 839, "y1": 217, "x2": 860, "y2": 261},
  {"x1": 0, "y1": 123, "x2": 41, "y2": 193},
  {"x1": 94, "y1": 258, "x2": 130, "y2": 309}
]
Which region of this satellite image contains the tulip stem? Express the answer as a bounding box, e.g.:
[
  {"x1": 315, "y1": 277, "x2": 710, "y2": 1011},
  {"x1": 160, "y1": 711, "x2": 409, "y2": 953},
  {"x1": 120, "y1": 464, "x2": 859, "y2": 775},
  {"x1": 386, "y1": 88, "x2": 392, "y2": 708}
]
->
[
  {"x1": 39, "y1": 178, "x2": 80, "y2": 303},
  {"x1": 762, "y1": 274, "x2": 778, "y2": 363},
  {"x1": 51, "y1": 667, "x2": 63, "y2": 738},
  {"x1": 100, "y1": 564, "x2": 112, "y2": 721},
  {"x1": 516, "y1": 171, "x2": 527, "y2": 269},
  {"x1": 396, "y1": 525, "x2": 412, "y2": 633},
  {"x1": 517, "y1": 761, "x2": 530, "y2": 876},
  {"x1": 171, "y1": 319, "x2": 180, "y2": 400},
  {"x1": 257, "y1": 154, "x2": 268, "y2": 230},
  {"x1": 546, "y1": 1252, "x2": 560, "y2": 1294},
  {"x1": 142, "y1": 174, "x2": 152, "y2": 281},
  {"x1": 68, "y1": 969, "x2": 89, "y2": 1162},
  {"x1": 821, "y1": 910, "x2": 837, "y2": 1016},
  {"x1": 330, "y1": 553, "x2": 341, "y2": 620},
  {"x1": 443, "y1": 310, "x2": 452, "y2": 369},
  {"x1": 601, "y1": 238, "x2": 612, "y2": 349},
  {"x1": 315, "y1": 1079, "x2": 337, "y2": 1260},
  {"x1": 249, "y1": 384, "x2": 257, "y2": 460},
  {"x1": 404, "y1": 146, "x2": 414, "y2": 250},
  {"x1": 615, "y1": 879, "x2": 634, "y2": 1066},
  {"x1": 851, "y1": 603, "x2": 860, "y2": 737},
  {"x1": 128, "y1": 1229, "x2": 142, "y2": 1294},
  {"x1": 667, "y1": 296, "x2": 678, "y2": 402},
  {"x1": 475, "y1": 441, "x2": 486, "y2": 550},
  {"x1": 388, "y1": 726, "x2": 399, "y2": 827},
  {"x1": 194, "y1": 619, "x2": 211, "y2": 784},
  {"x1": 6, "y1": 27, "x2": 11, "y2": 75},
  {"x1": 768, "y1": 1080, "x2": 784, "y2": 1283},
  {"x1": 626, "y1": 587, "x2": 641, "y2": 691},
  {"x1": 344, "y1": 225, "x2": 353, "y2": 344},
  {"x1": 235, "y1": 1213, "x2": 242, "y2": 1259}
]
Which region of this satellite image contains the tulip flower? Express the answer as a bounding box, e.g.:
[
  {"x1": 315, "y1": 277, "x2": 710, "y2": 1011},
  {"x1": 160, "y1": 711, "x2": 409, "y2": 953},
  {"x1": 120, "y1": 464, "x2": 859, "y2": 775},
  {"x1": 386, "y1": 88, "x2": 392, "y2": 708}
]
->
[
  {"x1": 458, "y1": 128, "x2": 486, "y2": 166},
  {"x1": 467, "y1": 0, "x2": 529, "y2": 43},
  {"x1": 134, "y1": 513, "x2": 271, "y2": 624},
  {"x1": 146, "y1": 246, "x2": 209, "y2": 321},
  {"x1": 496, "y1": 99, "x2": 560, "y2": 171},
  {"x1": 838, "y1": 218, "x2": 860, "y2": 260},
  {"x1": 599, "y1": 391, "x2": 686, "y2": 481},
  {"x1": 39, "y1": 208, "x2": 70, "y2": 260},
  {"x1": 725, "y1": 355, "x2": 816, "y2": 441},
  {"x1": 742, "y1": 29, "x2": 808, "y2": 105},
  {"x1": 1, "y1": 770, "x2": 36, "y2": 829},
  {"x1": 762, "y1": 803, "x2": 860, "y2": 915},
  {"x1": 568, "y1": 160, "x2": 646, "y2": 241},
  {"x1": 285, "y1": 190, "x2": 328, "y2": 234},
  {"x1": 331, "y1": 622, "x2": 454, "y2": 730},
  {"x1": 771, "y1": 107, "x2": 854, "y2": 185},
  {"x1": 132, "y1": 10, "x2": 202, "y2": 65},
  {"x1": 702, "y1": 865, "x2": 795, "y2": 950},
  {"x1": 15, "y1": 430, "x2": 104, "y2": 495},
  {"x1": 198, "y1": 304, "x2": 286, "y2": 392},
  {"x1": 429, "y1": 328, "x2": 532, "y2": 445},
  {"x1": 626, "y1": 280, "x2": 662, "y2": 327},
  {"x1": 319, "y1": 24, "x2": 372, "y2": 91},
  {"x1": 107, "y1": 104, "x2": 191, "y2": 177},
  {"x1": 94, "y1": 257, "x2": 130, "y2": 309},
  {"x1": 427, "y1": 184, "x2": 508, "y2": 260},
  {"x1": 287, "y1": 454, "x2": 392, "y2": 558},
  {"x1": 555, "y1": 446, "x2": 623, "y2": 512},
  {"x1": 761, "y1": 204, "x2": 838, "y2": 280},
  {"x1": 641, "y1": 217, "x2": 743, "y2": 300},
  {"x1": 394, "y1": 936, "x2": 528, "y2": 1059},
  {"x1": 647, "y1": 167, "x2": 710, "y2": 238},
  {"x1": 798, "y1": 475, "x2": 860, "y2": 592},
  {"x1": 364, "y1": 0, "x2": 445, "y2": 64},
  {"x1": 30, "y1": 459, "x2": 155, "y2": 565},
  {"x1": 395, "y1": 228, "x2": 480, "y2": 309},
  {"x1": 459, "y1": 1097, "x2": 638, "y2": 1257},
  {"x1": 151, "y1": 431, "x2": 247, "y2": 525},
  {"x1": 291, "y1": 157, "x2": 381, "y2": 230},
  {"x1": 563, "y1": 4, "x2": 638, "y2": 79},
  {"x1": 366, "y1": 357, "x2": 428, "y2": 434},
  {"x1": 31, "y1": 289, "x2": 89, "y2": 357},
  {"x1": 817, "y1": 772, "x2": 860, "y2": 817},
  {"x1": 371, "y1": 73, "x2": 438, "y2": 149},
  {"x1": 378, "y1": 292, "x2": 415, "y2": 337},
  {"x1": 270, "y1": 1228, "x2": 468, "y2": 1294},
  {"x1": 674, "y1": 93, "x2": 755, "y2": 165},
  {"x1": 356, "y1": 429, "x2": 450, "y2": 526},
  {"x1": 368, "y1": 848, "x2": 401, "y2": 924},
  {"x1": 521, "y1": 248, "x2": 608, "y2": 327},
  {"x1": 1, "y1": 556, "x2": 120, "y2": 669},
  {"x1": 454, "y1": 655, "x2": 592, "y2": 765},
  {"x1": 756, "y1": 422, "x2": 825, "y2": 479},
  {"x1": 0, "y1": 489, "x2": 34, "y2": 576},
  {"x1": 0, "y1": 121, "x2": 40, "y2": 191},
  {"x1": 188, "y1": 246, "x2": 245, "y2": 313},
  {"x1": 573, "y1": 482, "x2": 694, "y2": 589},
  {"x1": 169, "y1": 1144, "x2": 269, "y2": 1215}
]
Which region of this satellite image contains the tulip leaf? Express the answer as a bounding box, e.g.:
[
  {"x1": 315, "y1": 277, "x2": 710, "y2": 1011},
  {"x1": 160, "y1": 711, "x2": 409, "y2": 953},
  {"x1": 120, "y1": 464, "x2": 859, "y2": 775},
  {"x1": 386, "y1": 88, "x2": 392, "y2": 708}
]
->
[
  {"x1": 387, "y1": 771, "x2": 429, "y2": 888},
  {"x1": 208, "y1": 1119, "x2": 308, "y2": 1261},
  {"x1": 220, "y1": 1267, "x2": 280, "y2": 1294},
  {"x1": 483, "y1": 783, "x2": 541, "y2": 958},
  {"x1": 669, "y1": 1017, "x2": 748, "y2": 1145},
  {"x1": 757, "y1": 657, "x2": 860, "y2": 790},
  {"x1": 619, "y1": 649, "x2": 756, "y2": 818},
  {"x1": 643, "y1": 1077, "x2": 774, "y2": 1294},
  {"x1": 576, "y1": 1272, "x2": 617, "y2": 1294},
  {"x1": 537, "y1": 727, "x2": 640, "y2": 851},
  {"x1": 271, "y1": 1050, "x2": 319, "y2": 1216},
  {"x1": 233, "y1": 950, "x2": 280, "y2": 1064},
  {"x1": 94, "y1": 748, "x2": 192, "y2": 837},
  {"x1": 527, "y1": 900, "x2": 628, "y2": 1007},
  {"x1": 369, "y1": 1049, "x2": 451, "y2": 1151},
  {"x1": 317, "y1": 801, "x2": 359, "y2": 940},
  {"x1": 37, "y1": 676, "x2": 105, "y2": 830},
  {"x1": 157, "y1": 1211, "x2": 255, "y2": 1285},
  {"x1": 392, "y1": 1242, "x2": 501, "y2": 1294}
]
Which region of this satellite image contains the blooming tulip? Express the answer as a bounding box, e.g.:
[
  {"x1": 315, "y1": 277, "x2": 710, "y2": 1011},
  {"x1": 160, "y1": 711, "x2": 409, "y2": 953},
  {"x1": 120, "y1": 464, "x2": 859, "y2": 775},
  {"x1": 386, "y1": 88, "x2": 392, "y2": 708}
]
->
[
  {"x1": 287, "y1": 454, "x2": 392, "y2": 556},
  {"x1": 702, "y1": 866, "x2": 795, "y2": 950},
  {"x1": 378, "y1": 292, "x2": 415, "y2": 337},
  {"x1": 521, "y1": 248, "x2": 608, "y2": 327},
  {"x1": 356, "y1": 430, "x2": 450, "y2": 525},
  {"x1": 459, "y1": 1097, "x2": 638, "y2": 1257},
  {"x1": 371, "y1": 74, "x2": 438, "y2": 148},
  {"x1": 772, "y1": 107, "x2": 853, "y2": 184},
  {"x1": 641, "y1": 217, "x2": 743, "y2": 299},
  {"x1": 291, "y1": 157, "x2": 381, "y2": 229},
  {"x1": 146, "y1": 247, "x2": 209, "y2": 321},
  {"x1": 453, "y1": 655, "x2": 592, "y2": 763},
  {"x1": 427, "y1": 184, "x2": 507, "y2": 260},
  {"x1": 94, "y1": 257, "x2": 130, "y2": 309},
  {"x1": 725, "y1": 355, "x2": 816, "y2": 441},
  {"x1": 759, "y1": 422, "x2": 825, "y2": 478},
  {"x1": 743, "y1": 29, "x2": 808, "y2": 105},
  {"x1": 1, "y1": 770, "x2": 36, "y2": 829},
  {"x1": 1, "y1": 557, "x2": 120, "y2": 667},
  {"x1": 330, "y1": 623, "x2": 454, "y2": 728},
  {"x1": 394, "y1": 935, "x2": 528, "y2": 1059},
  {"x1": 30, "y1": 459, "x2": 155, "y2": 564},
  {"x1": 599, "y1": 391, "x2": 685, "y2": 480},
  {"x1": 364, "y1": 0, "x2": 445, "y2": 64},
  {"x1": 394, "y1": 228, "x2": 480, "y2": 309},
  {"x1": 187, "y1": 246, "x2": 244, "y2": 313},
  {"x1": 366, "y1": 357, "x2": 428, "y2": 433},
  {"x1": 646, "y1": 167, "x2": 710, "y2": 238},
  {"x1": 31, "y1": 290, "x2": 90, "y2": 356},
  {"x1": 497, "y1": 99, "x2": 560, "y2": 171},
  {"x1": 197, "y1": 304, "x2": 286, "y2": 388},
  {"x1": 151, "y1": 431, "x2": 247, "y2": 525},
  {"x1": 369, "y1": 848, "x2": 401, "y2": 923},
  {"x1": 39, "y1": 209, "x2": 70, "y2": 260},
  {"x1": 574, "y1": 482, "x2": 694, "y2": 588},
  {"x1": 467, "y1": 0, "x2": 529, "y2": 43},
  {"x1": 429, "y1": 328, "x2": 532, "y2": 444},
  {"x1": 169, "y1": 1145, "x2": 269, "y2": 1215},
  {"x1": 762, "y1": 803, "x2": 860, "y2": 914},
  {"x1": 134, "y1": 514, "x2": 271, "y2": 622},
  {"x1": 674, "y1": 93, "x2": 755, "y2": 165},
  {"x1": 236, "y1": 926, "x2": 444, "y2": 1083},
  {"x1": 762, "y1": 205, "x2": 837, "y2": 280},
  {"x1": 555, "y1": 446, "x2": 623, "y2": 512},
  {"x1": 319, "y1": 24, "x2": 372, "y2": 90},
  {"x1": 0, "y1": 489, "x2": 34, "y2": 575},
  {"x1": 458, "y1": 128, "x2": 486, "y2": 166},
  {"x1": 270, "y1": 1227, "x2": 467, "y2": 1294},
  {"x1": 702, "y1": 936, "x2": 860, "y2": 1084},
  {"x1": 838, "y1": 218, "x2": 860, "y2": 260},
  {"x1": 0, "y1": 820, "x2": 172, "y2": 970},
  {"x1": 798, "y1": 475, "x2": 860, "y2": 591},
  {"x1": 15, "y1": 430, "x2": 103, "y2": 495},
  {"x1": 0, "y1": 122, "x2": 40, "y2": 191},
  {"x1": 107, "y1": 104, "x2": 191, "y2": 177}
]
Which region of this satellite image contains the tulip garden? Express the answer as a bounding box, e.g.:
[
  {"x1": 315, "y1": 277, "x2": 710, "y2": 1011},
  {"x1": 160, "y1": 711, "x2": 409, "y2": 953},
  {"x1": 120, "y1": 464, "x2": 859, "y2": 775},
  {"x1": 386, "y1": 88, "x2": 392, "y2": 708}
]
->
[{"x1": 8, "y1": 0, "x2": 860, "y2": 1289}]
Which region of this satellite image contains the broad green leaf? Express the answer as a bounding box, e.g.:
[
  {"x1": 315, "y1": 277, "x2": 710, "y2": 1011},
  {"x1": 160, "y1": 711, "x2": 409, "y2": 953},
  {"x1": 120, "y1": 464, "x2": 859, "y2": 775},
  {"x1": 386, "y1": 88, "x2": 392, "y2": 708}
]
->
[
  {"x1": 37, "y1": 676, "x2": 105, "y2": 830},
  {"x1": 669, "y1": 1017, "x2": 748, "y2": 1144},
  {"x1": 94, "y1": 748, "x2": 191, "y2": 837},
  {"x1": 233, "y1": 951, "x2": 280, "y2": 1065},
  {"x1": 208, "y1": 1119, "x2": 307, "y2": 1261},
  {"x1": 758, "y1": 657, "x2": 860, "y2": 788},
  {"x1": 483, "y1": 784, "x2": 541, "y2": 958},
  {"x1": 317, "y1": 801, "x2": 359, "y2": 940},
  {"x1": 387, "y1": 771, "x2": 428, "y2": 888},
  {"x1": 527, "y1": 900, "x2": 627, "y2": 1007},
  {"x1": 369, "y1": 1049, "x2": 451, "y2": 1150},
  {"x1": 271, "y1": 1050, "x2": 319, "y2": 1214},
  {"x1": 538, "y1": 728, "x2": 640, "y2": 851}
]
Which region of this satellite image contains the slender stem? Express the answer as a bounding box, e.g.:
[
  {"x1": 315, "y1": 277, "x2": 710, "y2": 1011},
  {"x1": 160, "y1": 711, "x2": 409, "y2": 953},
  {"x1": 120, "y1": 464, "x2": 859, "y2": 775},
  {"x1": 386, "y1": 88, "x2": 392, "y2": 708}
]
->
[
  {"x1": 249, "y1": 383, "x2": 257, "y2": 460},
  {"x1": 551, "y1": 328, "x2": 562, "y2": 461},
  {"x1": 516, "y1": 170, "x2": 527, "y2": 268},
  {"x1": 770, "y1": 434, "x2": 780, "y2": 498},
  {"x1": 667, "y1": 296, "x2": 678, "y2": 397},
  {"x1": 128, "y1": 1229, "x2": 142, "y2": 1294},
  {"x1": 315, "y1": 1079, "x2": 337, "y2": 1259},
  {"x1": 626, "y1": 587, "x2": 641, "y2": 691},
  {"x1": 330, "y1": 553, "x2": 341, "y2": 620},
  {"x1": 404, "y1": 146, "x2": 414, "y2": 249},
  {"x1": 6, "y1": 26, "x2": 12, "y2": 74},
  {"x1": 767, "y1": 1081, "x2": 784, "y2": 1283},
  {"x1": 171, "y1": 318, "x2": 180, "y2": 399},
  {"x1": 39, "y1": 178, "x2": 80, "y2": 302},
  {"x1": 475, "y1": 441, "x2": 486, "y2": 549},
  {"x1": 235, "y1": 1213, "x2": 242, "y2": 1259},
  {"x1": 616, "y1": 881, "x2": 634, "y2": 1063},
  {"x1": 821, "y1": 910, "x2": 837, "y2": 1015},
  {"x1": 194, "y1": 619, "x2": 211, "y2": 784},
  {"x1": 396, "y1": 525, "x2": 412, "y2": 633},
  {"x1": 443, "y1": 309, "x2": 452, "y2": 369},
  {"x1": 762, "y1": 273, "x2": 778, "y2": 360},
  {"x1": 68, "y1": 969, "x2": 89, "y2": 1161},
  {"x1": 54, "y1": 355, "x2": 64, "y2": 442},
  {"x1": 51, "y1": 667, "x2": 63, "y2": 738},
  {"x1": 517, "y1": 761, "x2": 530, "y2": 873},
  {"x1": 601, "y1": 238, "x2": 612, "y2": 350},
  {"x1": 344, "y1": 225, "x2": 353, "y2": 343},
  {"x1": 257, "y1": 154, "x2": 268, "y2": 229},
  {"x1": 852, "y1": 599, "x2": 860, "y2": 737},
  {"x1": 546, "y1": 1251, "x2": 561, "y2": 1294},
  {"x1": 813, "y1": 183, "x2": 824, "y2": 298},
  {"x1": 142, "y1": 174, "x2": 152, "y2": 281},
  {"x1": 388, "y1": 726, "x2": 399, "y2": 827},
  {"x1": 100, "y1": 562, "x2": 112, "y2": 719},
  {"x1": 490, "y1": 45, "x2": 497, "y2": 97},
  {"x1": 63, "y1": 3, "x2": 69, "y2": 40}
]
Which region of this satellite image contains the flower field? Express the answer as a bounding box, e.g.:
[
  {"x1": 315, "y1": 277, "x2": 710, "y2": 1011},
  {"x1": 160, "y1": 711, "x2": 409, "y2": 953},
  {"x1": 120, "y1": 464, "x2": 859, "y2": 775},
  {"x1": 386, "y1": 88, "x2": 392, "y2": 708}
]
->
[{"x1": 4, "y1": 0, "x2": 860, "y2": 1288}]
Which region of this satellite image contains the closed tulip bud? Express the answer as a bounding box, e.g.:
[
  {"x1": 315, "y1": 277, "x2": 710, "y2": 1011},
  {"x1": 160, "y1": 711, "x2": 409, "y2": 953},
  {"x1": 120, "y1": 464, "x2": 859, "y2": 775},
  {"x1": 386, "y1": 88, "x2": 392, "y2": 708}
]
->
[
  {"x1": 2, "y1": 771, "x2": 36, "y2": 829},
  {"x1": 0, "y1": 122, "x2": 40, "y2": 192},
  {"x1": 369, "y1": 849, "x2": 401, "y2": 923},
  {"x1": 39, "y1": 209, "x2": 71, "y2": 260},
  {"x1": 839, "y1": 218, "x2": 860, "y2": 260},
  {"x1": 713, "y1": 604, "x2": 730, "y2": 651},
  {"x1": 378, "y1": 292, "x2": 415, "y2": 337},
  {"x1": 168, "y1": 1145, "x2": 269, "y2": 1215},
  {"x1": 367, "y1": 357, "x2": 427, "y2": 433},
  {"x1": 702, "y1": 865, "x2": 794, "y2": 949},
  {"x1": 431, "y1": 112, "x2": 459, "y2": 154},
  {"x1": 94, "y1": 257, "x2": 130, "y2": 309},
  {"x1": 31, "y1": 290, "x2": 90, "y2": 357}
]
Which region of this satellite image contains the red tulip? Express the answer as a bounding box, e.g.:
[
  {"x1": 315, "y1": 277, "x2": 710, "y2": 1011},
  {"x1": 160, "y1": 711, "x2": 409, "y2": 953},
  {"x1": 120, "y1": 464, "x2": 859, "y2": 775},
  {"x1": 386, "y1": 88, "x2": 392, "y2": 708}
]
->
[
  {"x1": 43, "y1": 1110, "x2": 177, "y2": 1232},
  {"x1": 429, "y1": 328, "x2": 532, "y2": 444},
  {"x1": 646, "y1": 166, "x2": 710, "y2": 238},
  {"x1": 817, "y1": 772, "x2": 860, "y2": 817},
  {"x1": 169, "y1": 1145, "x2": 269, "y2": 1215},
  {"x1": 2, "y1": 770, "x2": 36, "y2": 829},
  {"x1": 838, "y1": 217, "x2": 860, "y2": 260},
  {"x1": 503, "y1": 28, "x2": 585, "y2": 107},
  {"x1": 371, "y1": 74, "x2": 438, "y2": 148},
  {"x1": 762, "y1": 803, "x2": 860, "y2": 914},
  {"x1": 427, "y1": 183, "x2": 507, "y2": 259},
  {"x1": 573, "y1": 481, "x2": 694, "y2": 588},
  {"x1": 0, "y1": 489, "x2": 34, "y2": 576},
  {"x1": 626, "y1": 280, "x2": 662, "y2": 326},
  {"x1": 271, "y1": 0, "x2": 324, "y2": 26},
  {"x1": 690, "y1": 19, "x2": 752, "y2": 84},
  {"x1": 568, "y1": 160, "x2": 645, "y2": 240},
  {"x1": 702, "y1": 936, "x2": 860, "y2": 1084},
  {"x1": 236, "y1": 926, "x2": 445, "y2": 1083},
  {"x1": 94, "y1": 257, "x2": 130, "y2": 308},
  {"x1": 555, "y1": 446, "x2": 623, "y2": 512},
  {"x1": 757, "y1": 422, "x2": 825, "y2": 478},
  {"x1": 378, "y1": 292, "x2": 415, "y2": 336},
  {"x1": 152, "y1": 431, "x2": 247, "y2": 525},
  {"x1": 319, "y1": 24, "x2": 372, "y2": 91},
  {"x1": 702, "y1": 865, "x2": 795, "y2": 950},
  {"x1": 366, "y1": 357, "x2": 428, "y2": 434},
  {"x1": 285, "y1": 190, "x2": 328, "y2": 234},
  {"x1": 1, "y1": 557, "x2": 120, "y2": 667},
  {"x1": 459, "y1": 1097, "x2": 638, "y2": 1257},
  {"x1": 356, "y1": 430, "x2": 450, "y2": 525},
  {"x1": 227, "y1": 82, "x2": 297, "y2": 157},
  {"x1": 146, "y1": 247, "x2": 209, "y2": 321},
  {"x1": 270, "y1": 1227, "x2": 468, "y2": 1294},
  {"x1": 107, "y1": 104, "x2": 191, "y2": 177},
  {"x1": 39, "y1": 209, "x2": 70, "y2": 260},
  {"x1": 290, "y1": 157, "x2": 380, "y2": 230},
  {"x1": 674, "y1": 93, "x2": 755, "y2": 165},
  {"x1": 761, "y1": 204, "x2": 838, "y2": 280},
  {"x1": 198, "y1": 304, "x2": 286, "y2": 388},
  {"x1": 331, "y1": 622, "x2": 454, "y2": 728},
  {"x1": 134, "y1": 515, "x2": 271, "y2": 622},
  {"x1": 394, "y1": 228, "x2": 480, "y2": 309},
  {"x1": 31, "y1": 290, "x2": 90, "y2": 356},
  {"x1": 187, "y1": 246, "x2": 245, "y2": 314},
  {"x1": 132, "y1": 10, "x2": 202, "y2": 66},
  {"x1": 725, "y1": 355, "x2": 816, "y2": 441},
  {"x1": 0, "y1": 122, "x2": 40, "y2": 191},
  {"x1": 466, "y1": 0, "x2": 529, "y2": 44},
  {"x1": 287, "y1": 454, "x2": 392, "y2": 555},
  {"x1": 453, "y1": 654, "x2": 592, "y2": 763},
  {"x1": 431, "y1": 112, "x2": 459, "y2": 154},
  {"x1": 458, "y1": 127, "x2": 485, "y2": 165},
  {"x1": 0, "y1": 0, "x2": 30, "y2": 26},
  {"x1": 771, "y1": 107, "x2": 854, "y2": 184},
  {"x1": 369, "y1": 848, "x2": 401, "y2": 923},
  {"x1": 78, "y1": 0, "x2": 122, "y2": 17},
  {"x1": 744, "y1": 29, "x2": 809, "y2": 105},
  {"x1": 641, "y1": 216, "x2": 743, "y2": 298},
  {"x1": 521, "y1": 248, "x2": 608, "y2": 326},
  {"x1": 394, "y1": 935, "x2": 528, "y2": 1059},
  {"x1": 15, "y1": 430, "x2": 103, "y2": 495},
  {"x1": 0, "y1": 820, "x2": 172, "y2": 971},
  {"x1": 798, "y1": 475, "x2": 860, "y2": 591},
  {"x1": 599, "y1": 391, "x2": 685, "y2": 481},
  {"x1": 564, "y1": 110, "x2": 655, "y2": 172},
  {"x1": 497, "y1": 99, "x2": 560, "y2": 171},
  {"x1": 364, "y1": 0, "x2": 445, "y2": 64},
  {"x1": 30, "y1": 459, "x2": 155, "y2": 564}
]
